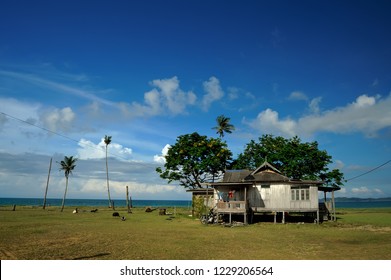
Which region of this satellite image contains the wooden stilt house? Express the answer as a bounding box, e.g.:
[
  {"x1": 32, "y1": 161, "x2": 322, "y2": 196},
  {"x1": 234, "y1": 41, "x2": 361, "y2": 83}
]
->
[{"x1": 207, "y1": 161, "x2": 340, "y2": 224}]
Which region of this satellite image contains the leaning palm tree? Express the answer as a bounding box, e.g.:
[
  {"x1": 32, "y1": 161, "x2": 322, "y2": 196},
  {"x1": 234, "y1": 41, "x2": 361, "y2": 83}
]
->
[
  {"x1": 104, "y1": 135, "x2": 112, "y2": 208},
  {"x1": 59, "y1": 156, "x2": 77, "y2": 212},
  {"x1": 212, "y1": 115, "x2": 235, "y2": 138}
]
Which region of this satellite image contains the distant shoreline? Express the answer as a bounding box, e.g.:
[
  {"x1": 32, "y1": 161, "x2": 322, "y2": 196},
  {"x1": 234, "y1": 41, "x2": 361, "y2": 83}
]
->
[
  {"x1": 334, "y1": 197, "x2": 391, "y2": 202},
  {"x1": 0, "y1": 197, "x2": 192, "y2": 208}
]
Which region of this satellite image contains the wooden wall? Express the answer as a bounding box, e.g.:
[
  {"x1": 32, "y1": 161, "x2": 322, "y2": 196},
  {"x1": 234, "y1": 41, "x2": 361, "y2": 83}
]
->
[{"x1": 246, "y1": 184, "x2": 319, "y2": 211}]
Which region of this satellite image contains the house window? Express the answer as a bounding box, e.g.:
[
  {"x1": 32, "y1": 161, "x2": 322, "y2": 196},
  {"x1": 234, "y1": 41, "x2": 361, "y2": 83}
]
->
[{"x1": 291, "y1": 186, "x2": 310, "y2": 201}]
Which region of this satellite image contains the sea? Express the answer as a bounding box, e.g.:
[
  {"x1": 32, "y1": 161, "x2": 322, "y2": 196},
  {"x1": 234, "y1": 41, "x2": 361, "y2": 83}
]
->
[
  {"x1": 0, "y1": 197, "x2": 192, "y2": 208},
  {"x1": 0, "y1": 197, "x2": 390, "y2": 208}
]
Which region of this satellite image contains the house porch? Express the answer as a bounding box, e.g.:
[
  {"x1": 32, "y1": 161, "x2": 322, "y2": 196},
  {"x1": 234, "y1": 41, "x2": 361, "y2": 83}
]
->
[{"x1": 216, "y1": 200, "x2": 248, "y2": 224}]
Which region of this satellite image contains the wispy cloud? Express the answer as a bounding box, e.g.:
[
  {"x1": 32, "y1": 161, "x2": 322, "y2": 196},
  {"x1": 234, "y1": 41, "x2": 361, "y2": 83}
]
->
[{"x1": 0, "y1": 70, "x2": 116, "y2": 107}]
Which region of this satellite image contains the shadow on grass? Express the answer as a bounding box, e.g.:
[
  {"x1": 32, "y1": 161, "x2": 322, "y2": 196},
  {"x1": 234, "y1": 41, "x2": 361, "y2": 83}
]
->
[{"x1": 72, "y1": 252, "x2": 111, "y2": 260}]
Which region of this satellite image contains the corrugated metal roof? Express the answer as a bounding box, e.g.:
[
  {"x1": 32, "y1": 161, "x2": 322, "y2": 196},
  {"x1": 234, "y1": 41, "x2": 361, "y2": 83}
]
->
[
  {"x1": 222, "y1": 170, "x2": 251, "y2": 182},
  {"x1": 210, "y1": 161, "x2": 323, "y2": 186},
  {"x1": 247, "y1": 171, "x2": 290, "y2": 182}
]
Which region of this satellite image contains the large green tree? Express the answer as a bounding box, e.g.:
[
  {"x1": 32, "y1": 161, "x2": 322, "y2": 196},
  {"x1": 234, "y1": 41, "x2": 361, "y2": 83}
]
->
[
  {"x1": 59, "y1": 156, "x2": 77, "y2": 212},
  {"x1": 232, "y1": 134, "x2": 344, "y2": 186},
  {"x1": 156, "y1": 132, "x2": 232, "y2": 189}
]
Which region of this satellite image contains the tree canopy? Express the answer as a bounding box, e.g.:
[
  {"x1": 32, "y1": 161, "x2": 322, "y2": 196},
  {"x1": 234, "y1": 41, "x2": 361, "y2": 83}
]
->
[
  {"x1": 156, "y1": 132, "x2": 232, "y2": 189},
  {"x1": 232, "y1": 134, "x2": 344, "y2": 186}
]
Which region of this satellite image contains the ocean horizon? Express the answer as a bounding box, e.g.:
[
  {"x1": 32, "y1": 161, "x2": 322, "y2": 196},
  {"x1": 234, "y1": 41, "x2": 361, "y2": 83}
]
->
[
  {"x1": 0, "y1": 197, "x2": 192, "y2": 208},
  {"x1": 1, "y1": 197, "x2": 391, "y2": 208}
]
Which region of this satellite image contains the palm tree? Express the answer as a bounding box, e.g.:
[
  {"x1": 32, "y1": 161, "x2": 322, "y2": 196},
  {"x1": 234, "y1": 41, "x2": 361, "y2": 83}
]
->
[
  {"x1": 59, "y1": 156, "x2": 77, "y2": 212},
  {"x1": 212, "y1": 115, "x2": 235, "y2": 138},
  {"x1": 104, "y1": 135, "x2": 112, "y2": 208}
]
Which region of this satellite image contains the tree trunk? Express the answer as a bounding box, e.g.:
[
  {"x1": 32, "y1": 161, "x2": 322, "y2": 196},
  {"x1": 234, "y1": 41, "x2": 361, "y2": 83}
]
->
[
  {"x1": 106, "y1": 145, "x2": 112, "y2": 208},
  {"x1": 61, "y1": 176, "x2": 68, "y2": 212}
]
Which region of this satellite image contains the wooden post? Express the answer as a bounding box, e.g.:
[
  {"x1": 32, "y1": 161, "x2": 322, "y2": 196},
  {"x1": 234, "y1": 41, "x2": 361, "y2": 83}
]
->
[
  {"x1": 316, "y1": 210, "x2": 320, "y2": 224},
  {"x1": 206, "y1": 187, "x2": 210, "y2": 217},
  {"x1": 244, "y1": 186, "x2": 247, "y2": 224},
  {"x1": 126, "y1": 186, "x2": 131, "y2": 213},
  {"x1": 274, "y1": 211, "x2": 277, "y2": 224},
  {"x1": 43, "y1": 157, "x2": 52, "y2": 210},
  {"x1": 282, "y1": 211, "x2": 285, "y2": 224}
]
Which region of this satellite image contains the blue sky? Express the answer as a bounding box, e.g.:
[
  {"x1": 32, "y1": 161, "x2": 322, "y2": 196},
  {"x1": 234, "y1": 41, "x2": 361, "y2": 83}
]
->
[{"x1": 1, "y1": 0, "x2": 390, "y2": 200}]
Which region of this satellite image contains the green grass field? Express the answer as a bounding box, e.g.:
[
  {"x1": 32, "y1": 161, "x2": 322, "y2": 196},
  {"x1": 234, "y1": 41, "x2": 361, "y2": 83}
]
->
[{"x1": 0, "y1": 206, "x2": 390, "y2": 260}]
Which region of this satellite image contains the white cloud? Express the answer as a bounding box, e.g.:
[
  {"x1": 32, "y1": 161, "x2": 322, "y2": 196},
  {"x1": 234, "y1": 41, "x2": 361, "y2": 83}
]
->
[
  {"x1": 153, "y1": 144, "x2": 171, "y2": 164},
  {"x1": 352, "y1": 94, "x2": 377, "y2": 108},
  {"x1": 350, "y1": 186, "x2": 384, "y2": 195},
  {"x1": 151, "y1": 76, "x2": 197, "y2": 114},
  {"x1": 121, "y1": 76, "x2": 196, "y2": 117},
  {"x1": 77, "y1": 138, "x2": 132, "y2": 160},
  {"x1": 289, "y1": 91, "x2": 308, "y2": 101},
  {"x1": 247, "y1": 108, "x2": 297, "y2": 137},
  {"x1": 202, "y1": 76, "x2": 224, "y2": 111},
  {"x1": 299, "y1": 94, "x2": 388, "y2": 137},
  {"x1": 247, "y1": 93, "x2": 391, "y2": 138},
  {"x1": 39, "y1": 107, "x2": 75, "y2": 132}
]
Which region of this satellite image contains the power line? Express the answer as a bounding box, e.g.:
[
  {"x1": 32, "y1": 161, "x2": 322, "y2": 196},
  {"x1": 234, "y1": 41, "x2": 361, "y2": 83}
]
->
[
  {"x1": 345, "y1": 159, "x2": 391, "y2": 182},
  {"x1": 0, "y1": 111, "x2": 136, "y2": 162},
  {"x1": 1, "y1": 111, "x2": 80, "y2": 144}
]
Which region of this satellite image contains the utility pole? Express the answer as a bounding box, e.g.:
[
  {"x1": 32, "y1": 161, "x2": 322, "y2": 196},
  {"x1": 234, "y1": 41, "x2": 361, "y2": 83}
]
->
[{"x1": 43, "y1": 157, "x2": 52, "y2": 210}]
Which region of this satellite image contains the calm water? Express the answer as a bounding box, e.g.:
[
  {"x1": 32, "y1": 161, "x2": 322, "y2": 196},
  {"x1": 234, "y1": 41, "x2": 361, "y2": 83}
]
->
[
  {"x1": 334, "y1": 200, "x2": 391, "y2": 208},
  {"x1": 0, "y1": 197, "x2": 192, "y2": 208},
  {"x1": 0, "y1": 197, "x2": 390, "y2": 208}
]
